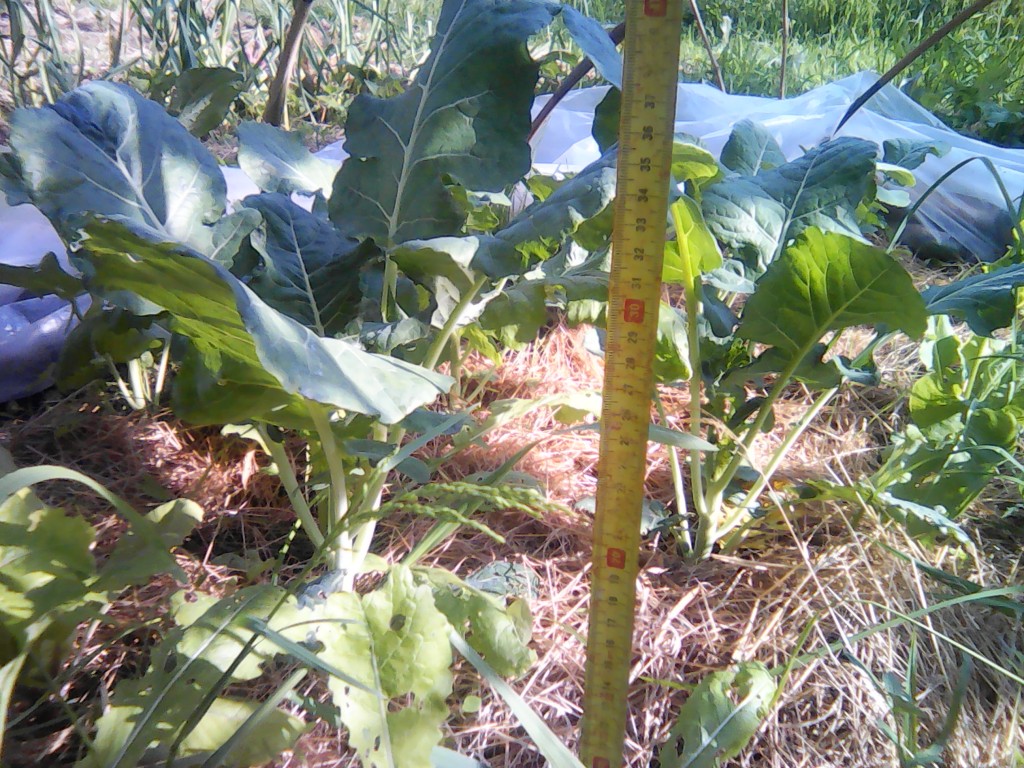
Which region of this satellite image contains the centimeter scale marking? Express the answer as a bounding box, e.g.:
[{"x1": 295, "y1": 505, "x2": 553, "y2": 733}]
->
[{"x1": 580, "y1": 1, "x2": 683, "y2": 767}]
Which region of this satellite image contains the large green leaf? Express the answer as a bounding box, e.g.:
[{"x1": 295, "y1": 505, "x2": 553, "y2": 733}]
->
[
  {"x1": 660, "y1": 663, "x2": 776, "y2": 768},
  {"x1": 702, "y1": 138, "x2": 877, "y2": 277},
  {"x1": 738, "y1": 229, "x2": 926, "y2": 360},
  {"x1": 719, "y1": 120, "x2": 785, "y2": 176},
  {"x1": 240, "y1": 193, "x2": 377, "y2": 336},
  {"x1": 81, "y1": 218, "x2": 452, "y2": 425},
  {"x1": 478, "y1": 245, "x2": 610, "y2": 345},
  {"x1": 329, "y1": 0, "x2": 559, "y2": 243},
  {"x1": 318, "y1": 566, "x2": 454, "y2": 768},
  {"x1": 8, "y1": 82, "x2": 228, "y2": 254},
  {"x1": 237, "y1": 121, "x2": 337, "y2": 197},
  {"x1": 921, "y1": 262, "x2": 1024, "y2": 336}
]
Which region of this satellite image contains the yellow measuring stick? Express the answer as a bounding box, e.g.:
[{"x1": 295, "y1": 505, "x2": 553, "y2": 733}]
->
[{"x1": 580, "y1": 2, "x2": 683, "y2": 767}]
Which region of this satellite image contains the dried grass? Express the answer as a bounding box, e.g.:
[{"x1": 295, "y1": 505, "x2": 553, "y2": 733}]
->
[{"x1": 2, "y1": 321, "x2": 1022, "y2": 768}]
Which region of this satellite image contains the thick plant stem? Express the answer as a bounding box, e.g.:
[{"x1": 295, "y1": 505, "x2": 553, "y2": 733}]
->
[
  {"x1": 692, "y1": 346, "x2": 807, "y2": 560},
  {"x1": 128, "y1": 357, "x2": 151, "y2": 408},
  {"x1": 705, "y1": 347, "x2": 805, "y2": 504},
  {"x1": 380, "y1": 256, "x2": 400, "y2": 324},
  {"x1": 671, "y1": 201, "x2": 710, "y2": 553},
  {"x1": 309, "y1": 406, "x2": 350, "y2": 573},
  {"x1": 256, "y1": 424, "x2": 325, "y2": 550},
  {"x1": 107, "y1": 358, "x2": 145, "y2": 410}
]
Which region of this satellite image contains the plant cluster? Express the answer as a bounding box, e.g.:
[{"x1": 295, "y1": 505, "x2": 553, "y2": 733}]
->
[{"x1": 3, "y1": 0, "x2": 1024, "y2": 765}]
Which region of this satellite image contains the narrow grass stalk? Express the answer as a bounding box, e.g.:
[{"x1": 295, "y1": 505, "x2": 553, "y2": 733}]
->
[
  {"x1": 718, "y1": 384, "x2": 837, "y2": 552},
  {"x1": 772, "y1": 585, "x2": 1024, "y2": 675},
  {"x1": 779, "y1": 0, "x2": 789, "y2": 98}
]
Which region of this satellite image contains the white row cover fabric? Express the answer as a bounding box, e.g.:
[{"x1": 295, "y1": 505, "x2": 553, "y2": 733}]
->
[{"x1": 1, "y1": 72, "x2": 1022, "y2": 402}]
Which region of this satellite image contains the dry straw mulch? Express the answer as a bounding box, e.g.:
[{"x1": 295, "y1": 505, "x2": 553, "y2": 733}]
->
[{"x1": 2, "y1": 323, "x2": 1022, "y2": 768}]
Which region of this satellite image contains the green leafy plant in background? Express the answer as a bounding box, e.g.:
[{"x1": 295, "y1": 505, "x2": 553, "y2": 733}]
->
[
  {"x1": 639, "y1": 119, "x2": 1024, "y2": 560},
  {"x1": 0, "y1": 459, "x2": 204, "y2": 765}
]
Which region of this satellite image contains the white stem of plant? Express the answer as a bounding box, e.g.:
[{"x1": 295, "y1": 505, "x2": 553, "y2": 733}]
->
[
  {"x1": 107, "y1": 357, "x2": 145, "y2": 410},
  {"x1": 671, "y1": 202, "x2": 709, "y2": 553},
  {"x1": 654, "y1": 390, "x2": 692, "y2": 554},
  {"x1": 716, "y1": 385, "x2": 837, "y2": 552},
  {"x1": 153, "y1": 340, "x2": 172, "y2": 400},
  {"x1": 128, "y1": 357, "x2": 150, "y2": 406},
  {"x1": 309, "y1": 406, "x2": 351, "y2": 573}
]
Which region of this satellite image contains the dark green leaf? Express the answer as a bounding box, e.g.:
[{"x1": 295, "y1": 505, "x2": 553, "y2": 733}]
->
[
  {"x1": 921, "y1": 262, "x2": 1024, "y2": 336},
  {"x1": 329, "y1": 0, "x2": 558, "y2": 243},
  {"x1": 0, "y1": 252, "x2": 83, "y2": 299},
  {"x1": 240, "y1": 193, "x2": 375, "y2": 336},
  {"x1": 478, "y1": 281, "x2": 548, "y2": 347},
  {"x1": 169, "y1": 67, "x2": 244, "y2": 136},
  {"x1": 54, "y1": 305, "x2": 165, "y2": 390},
  {"x1": 559, "y1": 7, "x2": 621, "y2": 88},
  {"x1": 592, "y1": 87, "x2": 620, "y2": 153},
  {"x1": 392, "y1": 152, "x2": 616, "y2": 321},
  {"x1": 882, "y1": 138, "x2": 950, "y2": 170},
  {"x1": 703, "y1": 138, "x2": 878, "y2": 277},
  {"x1": 358, "y1": 317, "x2": 432, "y2": 354},
  {"x1": 720, "y1": 119, "x2": 785, "y2": 175}
]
